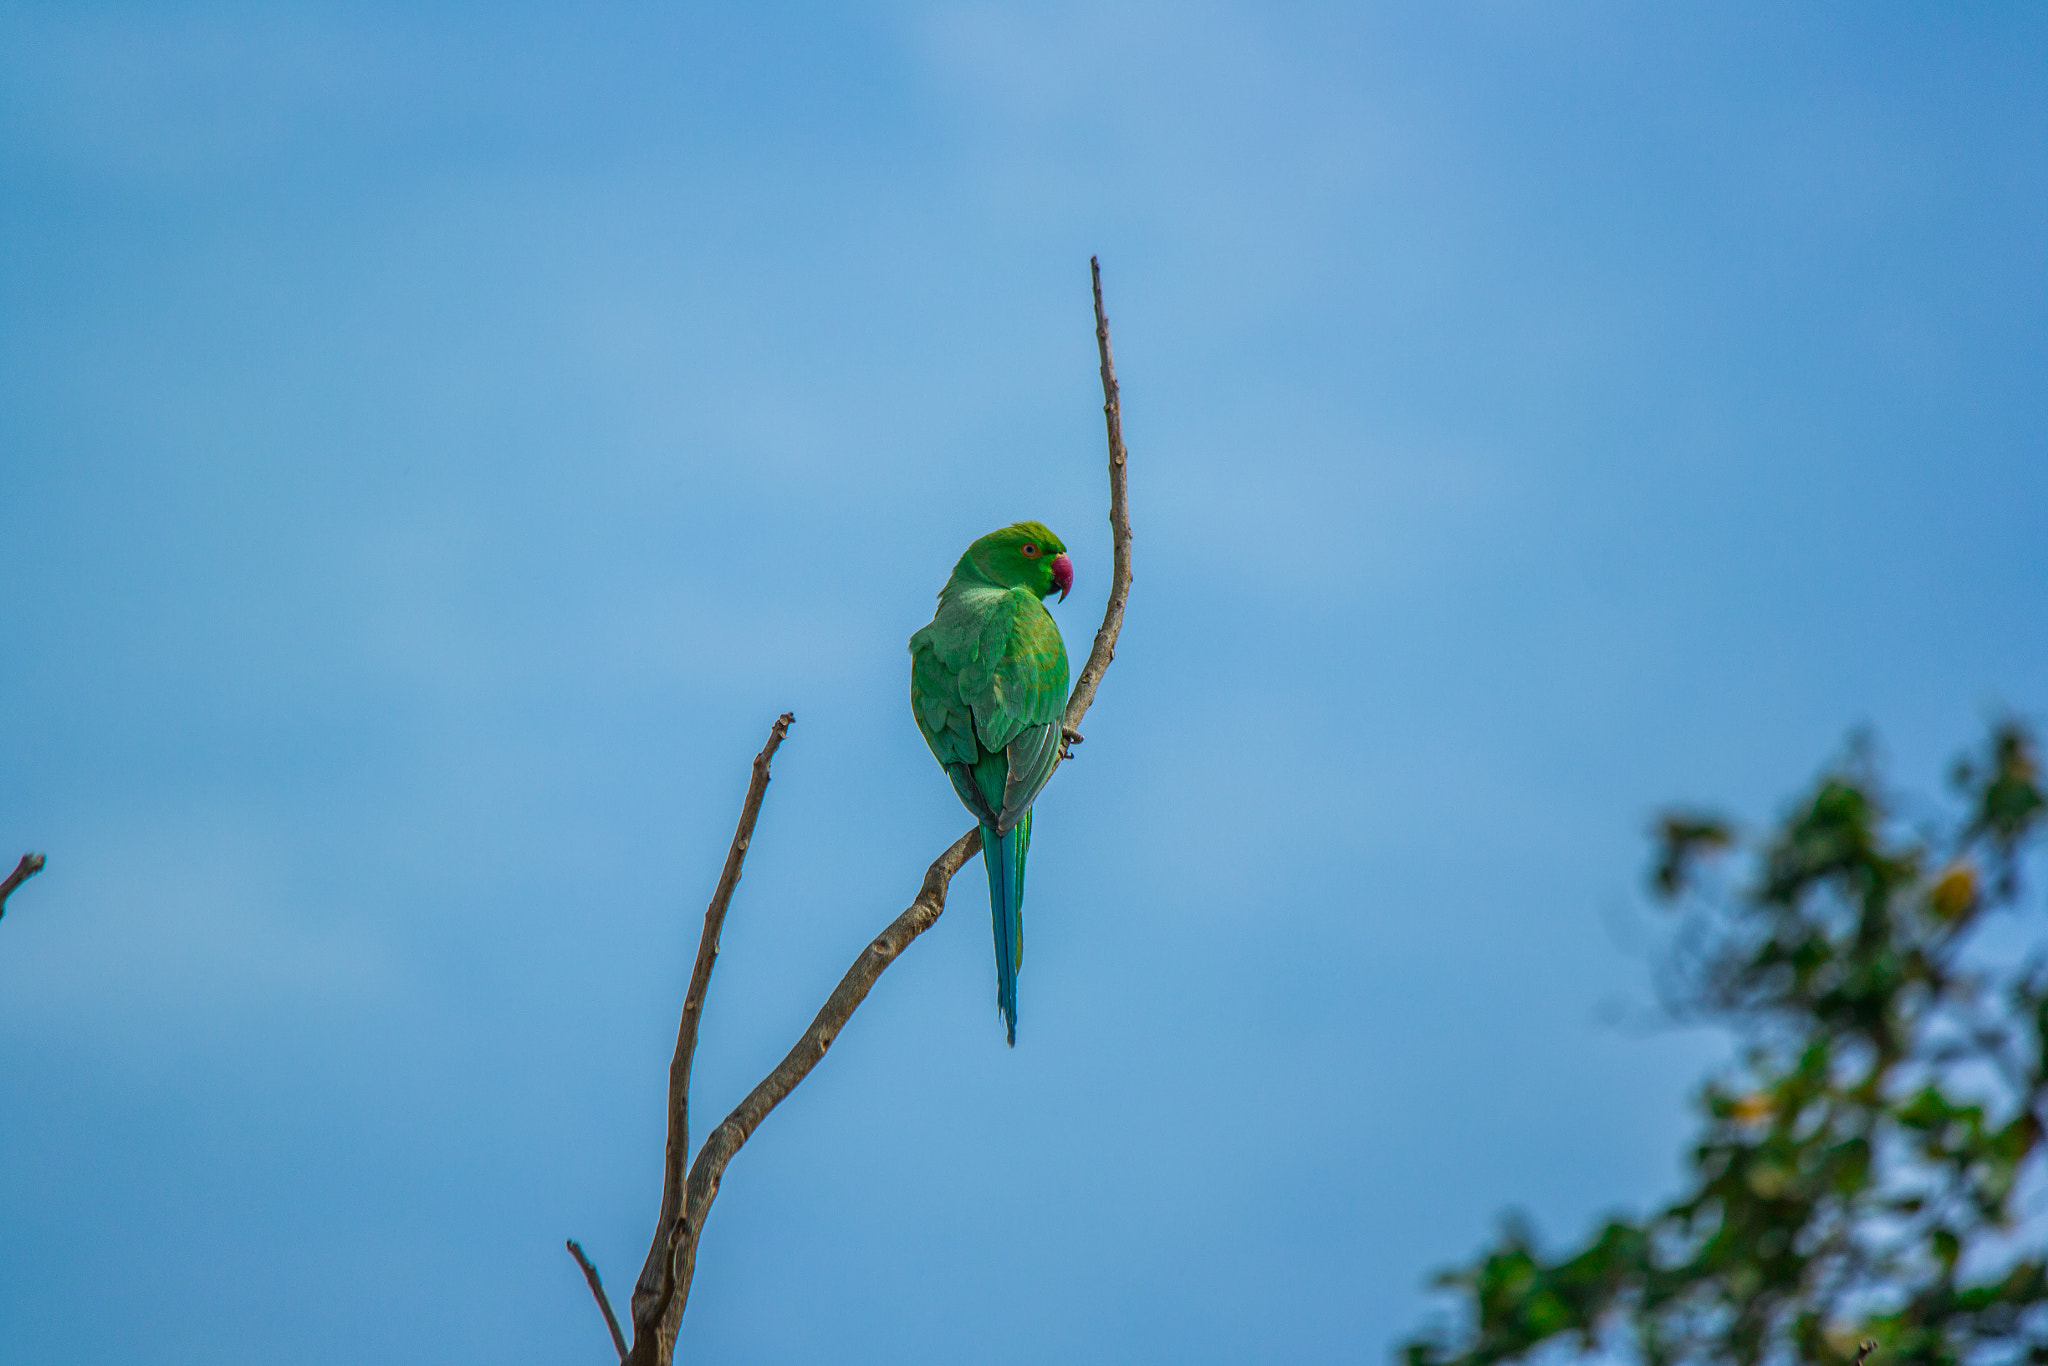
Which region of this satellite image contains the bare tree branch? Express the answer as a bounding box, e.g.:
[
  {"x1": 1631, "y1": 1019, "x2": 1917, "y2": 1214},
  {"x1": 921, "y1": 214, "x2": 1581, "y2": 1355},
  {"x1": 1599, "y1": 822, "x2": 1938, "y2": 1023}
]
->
[
  {"x1": 0, "y1": 853, "x2": 45, "y2": 922},
  {"x1": 607, "y1": 260, "x2": 1135, "y2": 1366},
  {"x1": 629, "y1": 712, "x2": 794, "y2": 1350},
  {"x1": 565, "y1": 1239, "x2": 628, "y2": 1361}
]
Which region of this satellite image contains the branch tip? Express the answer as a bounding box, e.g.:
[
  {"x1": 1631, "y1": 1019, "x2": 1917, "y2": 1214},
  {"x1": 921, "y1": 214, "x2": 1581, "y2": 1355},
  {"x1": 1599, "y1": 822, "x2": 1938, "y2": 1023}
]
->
[
  {"x1": 566, "y1": 1239, "x2": 628, "y2": 1361},
  {"x1": 1066, "y1": 256, "x2": 1132, "y2": 734}
]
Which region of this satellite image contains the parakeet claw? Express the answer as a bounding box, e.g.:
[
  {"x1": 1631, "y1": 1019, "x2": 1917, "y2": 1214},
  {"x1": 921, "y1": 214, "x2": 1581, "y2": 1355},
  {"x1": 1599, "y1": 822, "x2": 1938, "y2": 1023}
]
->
[{"x1": 1060, "y1": 726, "x2": 1084, "y2": 759}]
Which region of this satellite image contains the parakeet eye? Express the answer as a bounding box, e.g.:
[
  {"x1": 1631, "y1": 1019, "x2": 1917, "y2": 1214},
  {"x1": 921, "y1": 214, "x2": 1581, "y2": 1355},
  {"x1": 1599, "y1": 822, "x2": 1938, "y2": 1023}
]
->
[{"x1": 1021, "y1": 543, "x2": 1040, "y2": 557}]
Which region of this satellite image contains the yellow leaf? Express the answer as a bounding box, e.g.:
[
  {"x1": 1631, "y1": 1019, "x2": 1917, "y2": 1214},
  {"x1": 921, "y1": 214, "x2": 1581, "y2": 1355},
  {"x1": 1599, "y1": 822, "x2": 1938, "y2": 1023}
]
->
[
  {"x1": 1731, "y1": 1092, "x2": 1773, "y2": 1125},
  {"x1": 1929, "y1": 863, "x2": 1977, "y2": 922}
]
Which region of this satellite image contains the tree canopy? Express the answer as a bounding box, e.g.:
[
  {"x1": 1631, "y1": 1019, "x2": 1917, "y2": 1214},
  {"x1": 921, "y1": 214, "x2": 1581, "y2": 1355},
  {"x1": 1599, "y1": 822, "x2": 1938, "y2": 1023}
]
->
[{"x1": 1404, "y1": 725, "x2": 2048, "y2": 1366}]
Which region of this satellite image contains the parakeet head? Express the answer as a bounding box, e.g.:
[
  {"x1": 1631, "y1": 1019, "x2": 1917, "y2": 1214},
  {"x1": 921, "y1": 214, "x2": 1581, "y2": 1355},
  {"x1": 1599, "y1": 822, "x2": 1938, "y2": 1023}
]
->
[{"x1": 968, "y1": 521, "x2": 1072, "y2": 602}]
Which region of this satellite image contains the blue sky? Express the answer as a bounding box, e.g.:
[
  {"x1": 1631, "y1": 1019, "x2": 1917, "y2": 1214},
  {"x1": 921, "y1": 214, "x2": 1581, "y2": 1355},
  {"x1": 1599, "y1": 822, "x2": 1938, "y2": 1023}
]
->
[{"x1": 2, "y1": 4, "x2": 2044, "y2": 1363}]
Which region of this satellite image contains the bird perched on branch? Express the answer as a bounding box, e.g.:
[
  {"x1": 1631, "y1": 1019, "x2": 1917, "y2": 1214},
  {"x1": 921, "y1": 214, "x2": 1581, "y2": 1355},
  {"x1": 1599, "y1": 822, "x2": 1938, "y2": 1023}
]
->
[{"x1": 909, "y1": 522, "x2": 1073, "y2": 1046}]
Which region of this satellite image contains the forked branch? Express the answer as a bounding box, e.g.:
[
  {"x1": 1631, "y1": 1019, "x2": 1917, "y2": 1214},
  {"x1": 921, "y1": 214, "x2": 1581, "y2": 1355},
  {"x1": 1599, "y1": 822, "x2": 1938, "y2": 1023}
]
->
[
  {"x1": 641, "y1": 828, "x2": 985, "y2": 1356},
  {"x1": 594, "y1": 259, "x2": 1135, "y2": 1366}
]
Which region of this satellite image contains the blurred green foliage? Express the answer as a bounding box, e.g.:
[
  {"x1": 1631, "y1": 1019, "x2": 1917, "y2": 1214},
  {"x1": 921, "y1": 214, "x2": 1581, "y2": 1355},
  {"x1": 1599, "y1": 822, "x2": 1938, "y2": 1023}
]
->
[{"x1": 1403, "y1": 724, "x2": 2048, "y2": 1366}]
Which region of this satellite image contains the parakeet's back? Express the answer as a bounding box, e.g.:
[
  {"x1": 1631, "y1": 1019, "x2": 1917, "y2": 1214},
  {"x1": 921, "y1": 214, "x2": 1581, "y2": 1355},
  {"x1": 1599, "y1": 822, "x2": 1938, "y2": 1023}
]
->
[
  {"x1": 908, "y1": 521, "x2": 1073, "y2": 1044},
  {"x1": 911, "y1": 587, "x2": 1067, "y2": 799}
]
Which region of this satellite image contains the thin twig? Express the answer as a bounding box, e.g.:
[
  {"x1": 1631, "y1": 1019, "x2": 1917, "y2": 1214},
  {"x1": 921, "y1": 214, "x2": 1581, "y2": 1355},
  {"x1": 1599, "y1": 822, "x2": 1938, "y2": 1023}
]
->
[
  {"x1": 566, "y1": 1240, "x2": 629, "y2": 1361},
  {"x1": 619, "y1": 261, "x2": 1137, "y2": 1365},
  {"x1": 1064, "y1": 256, "x2": 1133, "y2": 734},
  {"x1": 0, "y1": 853, "x2": 45, "y2": 922},
  {"x1": 628, "y1": 712, "x2": 794, "y2": 1353}
]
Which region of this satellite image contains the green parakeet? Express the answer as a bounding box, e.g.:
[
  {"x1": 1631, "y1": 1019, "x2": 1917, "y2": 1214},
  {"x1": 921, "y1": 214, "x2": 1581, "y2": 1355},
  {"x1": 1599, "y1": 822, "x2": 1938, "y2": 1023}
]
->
[{"x1": 909, "y1": 522, "x2": 1073, "y2": 1046}]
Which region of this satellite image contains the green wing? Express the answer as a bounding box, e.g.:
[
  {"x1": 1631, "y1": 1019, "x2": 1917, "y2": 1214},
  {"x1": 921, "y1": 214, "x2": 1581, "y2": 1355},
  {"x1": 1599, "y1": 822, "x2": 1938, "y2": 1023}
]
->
[{"x1": 910, "y1": 585, "x2": 1069, "y2": 831}]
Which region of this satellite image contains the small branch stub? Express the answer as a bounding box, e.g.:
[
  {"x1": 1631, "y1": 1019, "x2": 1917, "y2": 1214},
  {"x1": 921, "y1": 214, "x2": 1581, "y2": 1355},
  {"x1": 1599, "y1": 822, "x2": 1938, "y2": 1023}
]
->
[{"x1": 0, "y1": 852, "x2": 46, "y2": 922}]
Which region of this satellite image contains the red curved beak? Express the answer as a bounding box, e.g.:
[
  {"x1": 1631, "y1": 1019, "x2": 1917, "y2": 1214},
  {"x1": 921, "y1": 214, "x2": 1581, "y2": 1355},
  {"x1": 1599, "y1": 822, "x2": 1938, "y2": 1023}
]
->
[{"x1": 1050, "y1": 553, "x2": 1073, "y2": 602}]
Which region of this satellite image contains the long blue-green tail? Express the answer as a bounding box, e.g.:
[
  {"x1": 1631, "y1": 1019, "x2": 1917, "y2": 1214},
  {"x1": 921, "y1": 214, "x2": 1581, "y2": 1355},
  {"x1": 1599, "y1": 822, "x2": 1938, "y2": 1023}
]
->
[{"x1": 980, "y1": 811, "x2": 1031, "y2": 1046}]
